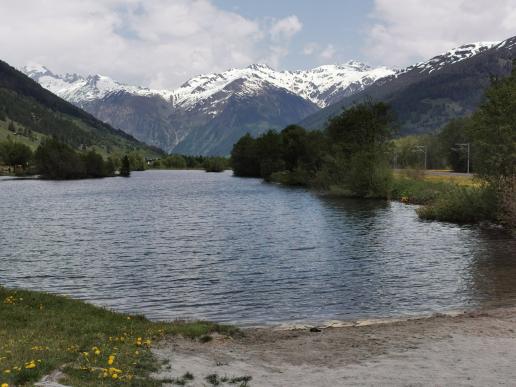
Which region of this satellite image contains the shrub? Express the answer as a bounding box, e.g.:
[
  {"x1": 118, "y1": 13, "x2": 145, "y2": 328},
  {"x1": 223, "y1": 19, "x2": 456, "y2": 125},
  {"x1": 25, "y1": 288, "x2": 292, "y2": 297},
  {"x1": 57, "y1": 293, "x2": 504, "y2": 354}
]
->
[{"x1": 417, "y1": 185, "x2": 498, "y2": 223}]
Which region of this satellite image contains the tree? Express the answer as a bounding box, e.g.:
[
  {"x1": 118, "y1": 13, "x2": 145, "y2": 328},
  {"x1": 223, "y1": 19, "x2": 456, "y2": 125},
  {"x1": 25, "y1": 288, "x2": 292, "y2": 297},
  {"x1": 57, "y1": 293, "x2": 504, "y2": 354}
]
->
[
  {"x1": 0, "y1": 140, "x2": 33, "y2": 173},
  {"x1": 34, "y1": 139, "x2": 85, "y2": 179},
  {"x1": 326, "y1": 100, "x2": 395, "y2": 156},
  {"x1": 82, "y1": 150, "x2": 113, "y2": 178},
  {"x1": 231, "y1": 134, "x2": 260, "y2": 177},
  {"x1": 324, "y1": 101, "x2": 396, "y2": 196},
  {"x1": 438, "y1": 118, "x2": 472, "y2": 172},
  {"x1": 120, "y1": 155, "x2": 131, "y2": 177},
  {"x1": 468, "y1": 67, "x2": 516, "y2": 181}
]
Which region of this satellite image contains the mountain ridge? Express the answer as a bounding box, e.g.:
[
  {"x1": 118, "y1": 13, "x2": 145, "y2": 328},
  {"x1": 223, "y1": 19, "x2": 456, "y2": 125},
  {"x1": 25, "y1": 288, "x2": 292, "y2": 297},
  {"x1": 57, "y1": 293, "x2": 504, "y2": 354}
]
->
[{"x1": 299, "y1": 38, "x2": 514, "y2": 135}]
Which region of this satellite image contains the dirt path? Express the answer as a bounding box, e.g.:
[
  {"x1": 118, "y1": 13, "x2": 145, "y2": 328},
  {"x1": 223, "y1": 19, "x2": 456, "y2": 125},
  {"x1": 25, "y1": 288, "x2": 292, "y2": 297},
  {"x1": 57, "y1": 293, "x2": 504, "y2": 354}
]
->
[{"x1": 153, "y1": 307, "x2": 516, "y2": 386}]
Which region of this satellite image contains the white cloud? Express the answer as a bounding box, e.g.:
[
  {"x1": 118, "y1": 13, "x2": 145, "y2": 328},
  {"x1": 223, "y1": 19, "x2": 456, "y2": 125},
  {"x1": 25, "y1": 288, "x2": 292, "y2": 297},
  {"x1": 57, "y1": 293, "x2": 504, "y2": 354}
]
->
[
  {"x1": 366, "y1": 0, "x2": 516, "y2": 67},
  {"x1": 0, "y1": 1, "x2": 302, "y2": 88},
  {"x1": 302, "y1": 42, "x2": 318, "y2": 56},
  {"x1": 320, "y1": 44, "x2": 336, "y2": 60},
  {"x1": 270, "y1": 15, "x2": 303, "y2": 41}
]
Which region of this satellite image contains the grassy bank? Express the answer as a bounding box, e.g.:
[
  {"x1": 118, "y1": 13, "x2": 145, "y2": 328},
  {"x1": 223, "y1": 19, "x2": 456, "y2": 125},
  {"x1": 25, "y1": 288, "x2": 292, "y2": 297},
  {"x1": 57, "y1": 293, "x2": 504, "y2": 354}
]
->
[{"x1": 0, "y1": 287, "x2": 237, "y2": 386}]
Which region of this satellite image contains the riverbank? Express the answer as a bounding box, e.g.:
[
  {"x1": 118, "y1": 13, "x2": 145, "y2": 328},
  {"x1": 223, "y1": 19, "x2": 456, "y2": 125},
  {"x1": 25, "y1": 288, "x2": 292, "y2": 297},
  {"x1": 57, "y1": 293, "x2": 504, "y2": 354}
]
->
[
  {"x1": 153, "y1": 306, "x2": 516, "y2": 386},
  {"x1": 2, "y1": 287, "x2": 516, "y2": 386},
  {"x1": 0, "y1": 287, "x2": 237, "y2": 386}
]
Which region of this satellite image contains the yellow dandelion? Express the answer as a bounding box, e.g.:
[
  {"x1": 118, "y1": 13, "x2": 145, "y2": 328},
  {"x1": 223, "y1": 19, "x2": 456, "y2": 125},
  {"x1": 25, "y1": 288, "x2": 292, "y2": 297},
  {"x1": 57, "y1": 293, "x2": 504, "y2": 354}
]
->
[{"x1": 108, "y1": 355, "x2": 115, "y2": 365}]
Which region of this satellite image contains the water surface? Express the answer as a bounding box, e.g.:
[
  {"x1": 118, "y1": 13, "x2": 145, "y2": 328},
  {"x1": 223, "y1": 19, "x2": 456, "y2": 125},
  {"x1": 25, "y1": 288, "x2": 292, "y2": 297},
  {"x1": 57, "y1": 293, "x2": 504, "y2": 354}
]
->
[{"x1": 1, "y1": 171, "x2": 515, "y2": 325}]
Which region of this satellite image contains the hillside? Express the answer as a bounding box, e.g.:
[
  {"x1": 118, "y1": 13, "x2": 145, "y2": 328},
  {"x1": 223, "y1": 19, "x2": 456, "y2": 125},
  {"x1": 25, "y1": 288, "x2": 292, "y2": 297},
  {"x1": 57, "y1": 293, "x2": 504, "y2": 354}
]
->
[
  {"x1": 300, "y1": 38, "x2": 516, "y2": 134},
  {"x1": 0, "y1": 60, "x2": 162, "y2": 156}
]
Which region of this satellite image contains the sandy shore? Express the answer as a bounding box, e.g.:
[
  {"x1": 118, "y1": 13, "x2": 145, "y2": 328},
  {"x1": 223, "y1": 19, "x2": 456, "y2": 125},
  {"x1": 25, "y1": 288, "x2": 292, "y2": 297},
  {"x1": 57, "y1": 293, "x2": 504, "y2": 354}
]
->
[{"x1": 153, "y1": 306, "x2": 516, "y2": 386}]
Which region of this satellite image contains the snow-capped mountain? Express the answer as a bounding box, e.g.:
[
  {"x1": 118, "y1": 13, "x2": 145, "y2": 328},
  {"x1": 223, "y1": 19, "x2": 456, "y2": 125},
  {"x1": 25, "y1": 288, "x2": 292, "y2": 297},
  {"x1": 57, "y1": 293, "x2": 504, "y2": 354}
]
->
[
  {"x1": 22, "y1": 37, "x2": 513, "y2": 155},
  {"x1": 22, "y1": 61, "x2": 393, "y2": 154},
  {"x1": 22, "y1": 63, "x2": 159, "y2": 103},
  {"x1": 23, "y1": 61, "x2": 393, "y2": 109},
  {"x1": 167, "y1": 62, "x2": 393, "y2": 109},
  {"x1": 301, "y1": 37, "x2": 515, "y2": 136},
  {"x1": 397, "y1": 41, "x2": 498, "y2": 75}
]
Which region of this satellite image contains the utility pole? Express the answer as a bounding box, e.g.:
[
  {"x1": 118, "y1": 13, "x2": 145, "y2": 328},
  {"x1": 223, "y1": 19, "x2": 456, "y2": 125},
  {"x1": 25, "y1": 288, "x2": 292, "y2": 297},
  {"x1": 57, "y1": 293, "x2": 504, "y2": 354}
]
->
[
  {"x1": 454, "y1": 143, "x2": 470, "y2": 174},
  {"x1": 413, "y1": 145, "x2": 427, "y2": 170}
]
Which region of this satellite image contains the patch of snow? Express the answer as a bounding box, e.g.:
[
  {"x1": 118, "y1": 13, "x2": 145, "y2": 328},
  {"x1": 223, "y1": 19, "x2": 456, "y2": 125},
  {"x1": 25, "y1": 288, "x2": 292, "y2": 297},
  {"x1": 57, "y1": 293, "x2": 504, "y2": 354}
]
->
[{"x1": 22, "y1": 61, "x2": 394, "y2": 109}]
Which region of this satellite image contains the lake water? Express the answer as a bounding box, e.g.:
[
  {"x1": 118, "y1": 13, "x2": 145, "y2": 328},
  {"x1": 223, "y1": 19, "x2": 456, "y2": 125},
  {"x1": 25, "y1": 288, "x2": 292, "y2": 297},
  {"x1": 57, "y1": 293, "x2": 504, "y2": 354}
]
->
[{"x1": 1, "y1": 170, "x2": 515, "y2": 326}]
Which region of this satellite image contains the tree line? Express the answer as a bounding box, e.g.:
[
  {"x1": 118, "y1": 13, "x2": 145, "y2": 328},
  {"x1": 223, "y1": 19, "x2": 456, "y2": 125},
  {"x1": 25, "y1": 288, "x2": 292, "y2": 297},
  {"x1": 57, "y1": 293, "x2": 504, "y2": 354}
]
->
[
  {"x1": 151, "y1": 154, "x2": 230, "y2": 172},
  {"x1": 231, "y1": 100, "x2": 396, "y2": 198},
  {"x1": 0, "y1": 138, "x2": 142, "y2": 179}
]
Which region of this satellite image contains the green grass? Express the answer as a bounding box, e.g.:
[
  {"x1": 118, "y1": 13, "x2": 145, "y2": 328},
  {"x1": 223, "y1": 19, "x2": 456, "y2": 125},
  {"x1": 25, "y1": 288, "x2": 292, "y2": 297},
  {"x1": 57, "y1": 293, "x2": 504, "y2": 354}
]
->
[
  {"x1": 0, "y1": 287, "x2": 238, "y2": 386},
  {"x1": 416, "y1": 184, "x2": 497, "y2": 223},
  {"x1": 391, "y1": 176, "x2": 456, "y2": 204}
]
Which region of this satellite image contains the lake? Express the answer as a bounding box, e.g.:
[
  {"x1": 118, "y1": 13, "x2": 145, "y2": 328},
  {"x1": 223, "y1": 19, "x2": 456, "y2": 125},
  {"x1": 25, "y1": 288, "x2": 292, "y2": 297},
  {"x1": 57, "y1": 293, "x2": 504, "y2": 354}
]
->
[{"x1": 1, "y1": 170, "x2": 515, "y2": 326}]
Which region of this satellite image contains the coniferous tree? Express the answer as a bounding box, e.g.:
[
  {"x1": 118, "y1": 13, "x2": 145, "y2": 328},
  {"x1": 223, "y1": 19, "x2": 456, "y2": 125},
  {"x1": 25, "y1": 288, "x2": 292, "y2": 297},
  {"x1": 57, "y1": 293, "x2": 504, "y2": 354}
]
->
[{"x1": 120, "y1": 155, "x2": 131, "y2": 177}]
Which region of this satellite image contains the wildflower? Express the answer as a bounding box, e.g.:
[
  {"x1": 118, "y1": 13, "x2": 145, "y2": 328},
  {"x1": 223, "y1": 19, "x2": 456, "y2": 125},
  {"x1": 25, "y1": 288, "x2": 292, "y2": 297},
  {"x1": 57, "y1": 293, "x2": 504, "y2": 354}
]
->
[
  {"x1": 94, "y1": 349, "x2": 101, "y2": 356},
  {"x1": 25, "y1": 361, "x2": 36, "y2": 369},
  {"x1": 2, "y1": 383, "x2": 8, "y2": 387},
  {"x1": 112, "y1": 373, "x2": 118, "y2": 379},
  {"x1": 108, "y1": 355, "x2": 115, "y2": 365}
]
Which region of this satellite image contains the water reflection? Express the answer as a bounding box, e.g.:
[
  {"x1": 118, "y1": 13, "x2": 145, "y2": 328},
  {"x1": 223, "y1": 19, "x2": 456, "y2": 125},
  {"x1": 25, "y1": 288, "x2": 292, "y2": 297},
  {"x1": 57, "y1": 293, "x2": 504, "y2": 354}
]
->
[{"x1": 0, "y1": 170, "x2": 515, "y2": 325}]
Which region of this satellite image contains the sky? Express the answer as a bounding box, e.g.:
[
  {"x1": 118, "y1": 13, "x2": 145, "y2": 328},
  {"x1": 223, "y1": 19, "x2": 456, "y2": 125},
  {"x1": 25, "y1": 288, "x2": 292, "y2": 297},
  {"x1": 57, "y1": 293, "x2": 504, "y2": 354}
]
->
[{"x1": 1, "y1": 0, "x2": 515, "y2": 89}]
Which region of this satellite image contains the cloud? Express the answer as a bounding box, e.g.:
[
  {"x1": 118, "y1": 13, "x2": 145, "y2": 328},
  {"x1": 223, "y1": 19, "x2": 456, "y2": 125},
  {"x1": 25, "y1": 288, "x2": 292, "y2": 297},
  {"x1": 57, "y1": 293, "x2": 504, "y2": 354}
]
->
[
  {"x1": 366, "y1": 0, "x2": 516, "y2": 67},
  {"x1": 302, "y1": 43, "x2": 318, "y2": 56},
  {"x1": 320, "y1": 44, "x2": 336, "y2": 60},
  {"x1": 0, "y1": 0, "x2": 302, "y2": 88},
  {"x1": 270, "y1": 15, "x2": 303, "y2": 41}
]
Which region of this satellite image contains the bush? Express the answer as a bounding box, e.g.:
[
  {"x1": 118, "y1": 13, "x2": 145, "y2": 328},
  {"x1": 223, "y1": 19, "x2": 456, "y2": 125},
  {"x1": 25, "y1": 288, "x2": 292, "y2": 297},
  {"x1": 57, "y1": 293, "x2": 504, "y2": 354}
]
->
[
  {"x1": 347, "y1": 151, "x2": 393, "y2": 198},
  {"x1": 417, "y1": 185, "x2": 498, "y2": 223},
  {"x1": 203, "y1": 157, "x2": 227, "y2": 173}
]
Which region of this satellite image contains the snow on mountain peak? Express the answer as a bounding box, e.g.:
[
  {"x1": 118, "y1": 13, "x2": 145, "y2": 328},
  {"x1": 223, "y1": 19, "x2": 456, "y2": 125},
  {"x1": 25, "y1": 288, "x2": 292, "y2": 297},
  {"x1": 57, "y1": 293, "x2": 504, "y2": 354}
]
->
[
  {"x1": 399, "y1": 41, "x2": 499, "y2": 76},
  {"x1": 22, "y1": 61, "x2": 393, "y2": 109}
]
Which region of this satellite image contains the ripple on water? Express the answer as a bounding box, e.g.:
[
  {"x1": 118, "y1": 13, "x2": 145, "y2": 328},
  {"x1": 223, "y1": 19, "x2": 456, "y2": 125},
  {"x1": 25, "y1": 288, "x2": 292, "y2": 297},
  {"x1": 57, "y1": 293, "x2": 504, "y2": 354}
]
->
[{"x1": 0, "y1": 170, "x2": 515, "y2": 325}]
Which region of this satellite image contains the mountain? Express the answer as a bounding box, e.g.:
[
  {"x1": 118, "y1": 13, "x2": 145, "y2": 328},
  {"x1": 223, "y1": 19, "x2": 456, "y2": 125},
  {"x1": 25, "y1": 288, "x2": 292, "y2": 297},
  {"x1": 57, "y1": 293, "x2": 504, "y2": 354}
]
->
[
  {"x1": 300, "y1": 38, "x2": 516, "y2": 134},
  {"x1": 0, "y1": 60, "x2": 161, "y2": 156},
  {"x1": 23, "y1": 62, "x2": 393, "y2": 155}
]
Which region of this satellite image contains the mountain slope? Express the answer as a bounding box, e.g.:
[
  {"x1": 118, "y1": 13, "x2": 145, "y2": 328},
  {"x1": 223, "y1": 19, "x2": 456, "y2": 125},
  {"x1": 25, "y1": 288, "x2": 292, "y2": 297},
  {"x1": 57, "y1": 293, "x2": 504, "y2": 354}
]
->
[
  {"x1": 0, "y1": 60, "x2": 161, "y2": 156},
  {"x1": 23, "y1": 62, "x2": 393, "y2": 155},
  {"x1": 300, "y1": 39, "x2": 515, "y2": 134}
]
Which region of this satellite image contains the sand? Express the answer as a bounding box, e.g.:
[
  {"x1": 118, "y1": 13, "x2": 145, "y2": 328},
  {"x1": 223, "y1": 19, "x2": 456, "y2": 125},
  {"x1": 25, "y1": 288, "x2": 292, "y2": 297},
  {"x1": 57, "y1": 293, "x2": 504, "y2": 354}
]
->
[{"x1": 153, "y1": 307, "x2": 516, "y2": 386}]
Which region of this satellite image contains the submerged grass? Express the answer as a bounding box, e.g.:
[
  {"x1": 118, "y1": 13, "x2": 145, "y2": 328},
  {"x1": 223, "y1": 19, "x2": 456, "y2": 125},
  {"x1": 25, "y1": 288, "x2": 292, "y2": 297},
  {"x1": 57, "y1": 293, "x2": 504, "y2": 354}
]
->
[{"x1": 0, "y1": 287, "x2": 237, "y2": 386}]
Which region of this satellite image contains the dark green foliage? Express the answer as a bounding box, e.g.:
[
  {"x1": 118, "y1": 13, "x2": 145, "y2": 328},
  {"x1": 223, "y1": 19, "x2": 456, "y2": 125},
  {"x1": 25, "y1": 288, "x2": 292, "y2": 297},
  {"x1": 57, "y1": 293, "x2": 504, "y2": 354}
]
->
[
  {"x1": 468, "y1": 66, "x2": 516, "y2": 181},
  {"x1": 0, "y1": 140, "x2": 33, "y2": 172},
  {"x1": 160, "y1": 154, "x2": 187, "y2": 169},
  {"x1": 203, "y1": 157, "x2": 228, "y2": 172},
  {"x1": 120, "y1": 155, "x2": 131, "y2": 177},
  {"x1": 326, "y1": 101, "x2": 394, "y2": 151},
  {"x1": 231, "y1": 134, "x2": 261, "y2": 177},
  {"x1": 83, "y1": 150, "x2": 114, "y2": 178},
  {"x1": 231, "y1": 101, "x2": 396, "y2": 197},
  {"x1": 34, "y1": 138, "x2": 114, "y2": 179},
  {"x1": 438, "y1": 118, "x2": 472, "y2": 172}
]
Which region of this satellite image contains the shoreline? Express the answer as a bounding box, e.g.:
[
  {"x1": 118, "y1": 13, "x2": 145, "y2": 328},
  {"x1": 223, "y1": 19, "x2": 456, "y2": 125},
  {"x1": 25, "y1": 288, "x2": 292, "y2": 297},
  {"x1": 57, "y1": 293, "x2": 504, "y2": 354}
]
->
[{"x1": 153, "y1": 304, "x2": 516, "y2": 386}]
